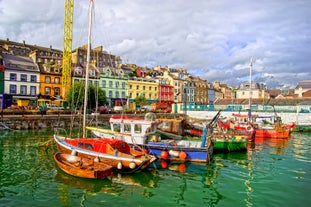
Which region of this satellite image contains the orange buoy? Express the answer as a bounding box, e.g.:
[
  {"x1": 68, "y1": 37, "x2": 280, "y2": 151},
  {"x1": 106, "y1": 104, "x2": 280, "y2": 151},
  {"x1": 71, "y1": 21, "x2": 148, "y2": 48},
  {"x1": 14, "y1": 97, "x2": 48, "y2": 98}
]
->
[
  {"x1": 179, "y1": 151, "x2": 187, "y2": 160},
  {"x1": 161, "y1": 161, "x2": 168, "y2": 169},
  {"x1": 178, "y1": 163, "x2": 186, "y2": 173},
  {"x1": 161, "y1": 150, "x2": 169, "y2": 159}
]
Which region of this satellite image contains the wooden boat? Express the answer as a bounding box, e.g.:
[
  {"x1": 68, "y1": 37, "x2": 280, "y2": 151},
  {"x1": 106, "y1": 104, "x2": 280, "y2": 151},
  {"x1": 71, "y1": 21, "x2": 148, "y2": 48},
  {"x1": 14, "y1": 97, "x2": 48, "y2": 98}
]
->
[
  {"x1": 211, "y1": 134, "x2": 248, "y2": 152},
  {"x1": 54, "y1": 134, "x2": 157, "y2": 173},
  {"x1": 54, "y1": 152, "x2": 113, "y2": 179},
  {"x1": 53, "y1": 1, "x2": 156, "y2": 174}
]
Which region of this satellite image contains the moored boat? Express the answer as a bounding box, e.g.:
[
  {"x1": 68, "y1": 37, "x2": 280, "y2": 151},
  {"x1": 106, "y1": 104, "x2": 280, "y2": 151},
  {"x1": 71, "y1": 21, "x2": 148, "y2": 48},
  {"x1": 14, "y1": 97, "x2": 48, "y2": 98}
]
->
[
  {"x1": 54, "y1": 133, "x2": 157, "y2": 173},
  {"x1": 54, "y1": 152, "x2": 113, "y2": 179}
]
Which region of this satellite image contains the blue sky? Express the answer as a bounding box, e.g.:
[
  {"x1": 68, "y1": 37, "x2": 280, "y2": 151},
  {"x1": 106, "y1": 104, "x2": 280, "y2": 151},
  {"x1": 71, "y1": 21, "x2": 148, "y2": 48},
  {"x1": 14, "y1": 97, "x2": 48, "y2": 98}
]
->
[{"x1": 1, "y1": 0, "x2": 310, "y2": 89}]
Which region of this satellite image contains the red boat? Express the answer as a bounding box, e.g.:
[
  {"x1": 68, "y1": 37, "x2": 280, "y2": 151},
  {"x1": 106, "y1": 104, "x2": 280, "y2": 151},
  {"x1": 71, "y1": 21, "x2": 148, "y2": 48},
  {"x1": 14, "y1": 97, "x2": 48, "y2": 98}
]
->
[{"x1": 231, "y1": 113, "x2": 295, "y2": 139}]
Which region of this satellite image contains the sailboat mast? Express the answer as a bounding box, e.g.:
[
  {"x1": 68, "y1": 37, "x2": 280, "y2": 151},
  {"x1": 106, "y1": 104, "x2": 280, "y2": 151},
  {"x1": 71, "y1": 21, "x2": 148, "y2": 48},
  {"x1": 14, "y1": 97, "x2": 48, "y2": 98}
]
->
[
  {"x1": 83, "y1": 0, "x2": 94, "y2": 138},
  {"x1": 248, "y1": 56, "x2": 253, "y2": 120}
]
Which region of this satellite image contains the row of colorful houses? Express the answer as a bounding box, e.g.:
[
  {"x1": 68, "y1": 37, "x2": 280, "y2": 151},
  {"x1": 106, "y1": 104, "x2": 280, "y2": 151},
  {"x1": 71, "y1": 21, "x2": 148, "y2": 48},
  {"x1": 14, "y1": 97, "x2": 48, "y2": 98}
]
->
[{"x1": 1, "y1": 38, "x2": 311, "y2": 113}]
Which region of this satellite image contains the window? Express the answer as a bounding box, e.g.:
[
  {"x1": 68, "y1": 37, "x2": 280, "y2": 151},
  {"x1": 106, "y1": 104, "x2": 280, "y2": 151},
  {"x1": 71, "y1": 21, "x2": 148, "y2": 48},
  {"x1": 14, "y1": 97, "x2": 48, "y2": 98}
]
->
[
  {"x1": 129, "y1": 85, "x2": 132, "y2": 89},
  {"x1": 115, "y1": 82, "x2": 119, "y2": 88},
  {"x1": 102, "y1": 80, "x2": 106, "y2": 88},
  {"x1": 116, "y1": 91, "x2": 119, "y2": 98},
  {"x1": 21, "y1": 74, "x2": 27, "y2": 82},
  {"x1": 122, "y1": 82, "x2": 126, "y2": 89},
  {"x1": 136, "y1": 85, "x2": 139, "y2": 90},
  {"x1": 10, "y1": 73, "x2": 17, "y2": 81},
  {"x1": 10, "y1": 85, "x2": 17, "y2": 94},
  {"x1": 30, "y1": 86, "x2": 36, "y2": 96},
  {"x1": 109, "y1": 91, "x2": 112, "y2": 98},
  {"x1": 109, "y1": 81, "x2": 113, "y2": 88},
  {"x1": 30, "y1": 75, "x2": 37, "y2": 83},
  {"x1": 54, "y1": 77, "x2": 60, "y2": 84},
  {"x1": 122, "y1": 91, "x2": 126, "y2": 99},
  {"x1": 45, "y1": 87, "x2": 51, "y2": 95},
  {"x1": 149, "y1": 86, "x2": 151, "y2": 90},
  {"x1": 20, "y1": 85, "x2": 27, "y2": 95},
  {"x1": 45, "y1": 76, "x2": 51, "y2": 83},
  {"x1": 54, "y1": 87, "x2": 60, "y2": 96},
  {"x1": 143, "y1": 86, "x2": 146, "y2": 90}
]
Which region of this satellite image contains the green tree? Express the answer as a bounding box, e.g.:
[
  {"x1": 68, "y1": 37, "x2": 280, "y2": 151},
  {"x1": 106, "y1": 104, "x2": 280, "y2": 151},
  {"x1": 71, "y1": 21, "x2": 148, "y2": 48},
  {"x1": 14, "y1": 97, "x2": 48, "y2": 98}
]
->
[
  {"x1": 134, "y1": 95, "x2": 147, "y2": 109},
  {"x1": 66, "y1": 82, "x2": 107, "y2": 110}
]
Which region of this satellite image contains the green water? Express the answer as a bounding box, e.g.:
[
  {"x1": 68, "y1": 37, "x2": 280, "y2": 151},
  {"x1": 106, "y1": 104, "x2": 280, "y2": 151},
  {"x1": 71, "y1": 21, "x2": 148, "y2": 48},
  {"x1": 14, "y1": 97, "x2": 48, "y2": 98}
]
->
[{"x1": 0, "y1": 129, "x2": 310, "y2": 207}]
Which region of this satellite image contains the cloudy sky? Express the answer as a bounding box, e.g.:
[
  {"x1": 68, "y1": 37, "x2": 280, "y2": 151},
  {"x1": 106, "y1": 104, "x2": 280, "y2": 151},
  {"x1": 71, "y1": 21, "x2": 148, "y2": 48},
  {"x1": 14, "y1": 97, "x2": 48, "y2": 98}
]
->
[{"x1": 1, "y1": 0, "x2": 310, "y2": 89}]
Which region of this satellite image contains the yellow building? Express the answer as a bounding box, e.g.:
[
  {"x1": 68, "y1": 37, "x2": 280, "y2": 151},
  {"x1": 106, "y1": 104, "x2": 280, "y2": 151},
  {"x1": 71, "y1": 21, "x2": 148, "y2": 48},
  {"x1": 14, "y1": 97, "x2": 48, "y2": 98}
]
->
[{"x1": 128, "y1": 77, "x2": 158, "y2": 110}]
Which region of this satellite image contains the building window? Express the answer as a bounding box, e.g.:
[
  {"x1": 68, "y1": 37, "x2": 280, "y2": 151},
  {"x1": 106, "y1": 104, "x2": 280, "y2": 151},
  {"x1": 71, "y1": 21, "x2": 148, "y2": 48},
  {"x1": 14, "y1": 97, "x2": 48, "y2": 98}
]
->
[
  {"x1": 21, "y1": 74, "x2": 27, "y2": 82},
  {"x1": 143, "y1": 86, "x2": 146, "y2": 90},
  {"x1": 45, "y1": 87, "x2": 51, "y2": 95},
  {"x1": 54, "y1": 77, "x2": 60, "y2": 84},
  {"x1": 115, "y1": 82, "x2": 119, "y2": 88},
  {"x1": 109, "y1": 81, "x2": 113, "y2": 88},
  {"x1": 116, "y1": 91, "x2": 119, "y2": 98},
  {"x1": 136, "y1": 85, "x2": 139, "y2": 90},
  {"x1": 20, "y1": 85, "x2": 27, "y2": 95},
  {"x1": 30, "y1": 75, "x2": 37, "y2": 83},
  {"x1": 129, "y1": 85, "x2": 132, "y2": 89},
  {"x1": 30, "y1": 86, "x2": 36, "y2": 96},
  {"x1": 109, "y1": 91, "x2": 112, "y2": 98},
  {"x1": 10, "y1": 73, "x2": 17, "y2": 81},
  {"x1": 45, "y1": 76, "x2": 51, "y2": 83},
  {"x1": 129, "y1": 93, "x2": 132, "y2": 98},
  {"x1": 122, "y1": 82, "x2": 126, "y2": 89},
  {"x1": 122, "y1": 92, "x2": 126, "y2": 99},
  {"x1": 54, "y1": 87, "x2": 60, "y2": 96},
  {"x1": 10, "y1": 85, "x2": 17, "y2": 94},
  {"x1": 102, "y1": 80, "x2": 106, "y2": 88}
]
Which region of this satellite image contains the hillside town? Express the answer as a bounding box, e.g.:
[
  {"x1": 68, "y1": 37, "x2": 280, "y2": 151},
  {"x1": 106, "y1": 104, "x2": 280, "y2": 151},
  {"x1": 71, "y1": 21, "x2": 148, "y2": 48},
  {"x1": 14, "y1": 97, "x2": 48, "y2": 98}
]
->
[{"x1": 1, "y1": 38, "x2": 311, "y2": 113}]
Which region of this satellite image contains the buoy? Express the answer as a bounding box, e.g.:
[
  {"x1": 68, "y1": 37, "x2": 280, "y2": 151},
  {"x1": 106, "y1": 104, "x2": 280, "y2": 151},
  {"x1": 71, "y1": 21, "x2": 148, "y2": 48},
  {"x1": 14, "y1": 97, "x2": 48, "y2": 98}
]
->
[
  {"x1": 117, "y1": 162, "x2": 122, "y2": 169},
  {"x1": 179, "y1": 151, "x2": 187, "y2": 160},
  {"x1": 129, "y1": 162, "x2": 136, "y2": 169},
  {"x1": 161, "y1": 161, "x2": 168, "y2": 169},
  {"x1": 169, "y1": 150, "x2": 180, "y2": 157},
  {"x1": 161, "y1": 150, "x2": 169, "y2": 159},
  {"x1": 71, "y1": 150, "x2": 77, "y2": 156},
  {"x1": 178, "y1": 163, "x2": 186, "y2": 173},
  {"x1": 94, "y1": 157, "x2": 99, "y2": 162}
]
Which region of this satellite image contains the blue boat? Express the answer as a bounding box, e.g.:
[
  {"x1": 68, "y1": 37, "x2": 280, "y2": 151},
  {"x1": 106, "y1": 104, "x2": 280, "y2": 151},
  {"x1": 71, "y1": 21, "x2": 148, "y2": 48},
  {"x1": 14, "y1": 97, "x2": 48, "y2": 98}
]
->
[{"x1": 88, "y1": 111, "x2": 222, "y2": 163}]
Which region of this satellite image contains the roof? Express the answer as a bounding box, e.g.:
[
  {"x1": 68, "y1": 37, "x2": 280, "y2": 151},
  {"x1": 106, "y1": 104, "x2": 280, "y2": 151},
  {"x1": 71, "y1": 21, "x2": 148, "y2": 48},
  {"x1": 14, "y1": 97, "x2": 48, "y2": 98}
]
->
[
  {"x1": 2, "y1": 53, "x2": 39, "y2": 72},
  {"x1": 295, "y1": 80, "x2": 311, "y2": 89}
]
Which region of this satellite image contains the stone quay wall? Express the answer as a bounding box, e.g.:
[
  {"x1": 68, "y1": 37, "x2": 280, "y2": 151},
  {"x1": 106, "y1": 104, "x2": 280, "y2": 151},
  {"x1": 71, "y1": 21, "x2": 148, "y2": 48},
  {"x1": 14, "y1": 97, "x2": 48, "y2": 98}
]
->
[{"x1": 0, "y1": 114, "x2": 111, "y2": 130}]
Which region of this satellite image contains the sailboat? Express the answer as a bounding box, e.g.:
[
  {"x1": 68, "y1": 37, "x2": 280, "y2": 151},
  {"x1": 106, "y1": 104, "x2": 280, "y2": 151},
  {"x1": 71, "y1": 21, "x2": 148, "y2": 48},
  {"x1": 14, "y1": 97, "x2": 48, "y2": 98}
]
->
[{"x1": 54, "y1": 0, "x2": 156, "y2": 173}]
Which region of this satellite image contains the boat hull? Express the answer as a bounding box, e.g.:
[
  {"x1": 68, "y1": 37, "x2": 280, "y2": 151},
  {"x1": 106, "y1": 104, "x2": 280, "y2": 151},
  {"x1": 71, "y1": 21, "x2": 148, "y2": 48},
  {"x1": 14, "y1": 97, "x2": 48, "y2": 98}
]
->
[
  {"x1": 134, "y1": 142, "x2": 213, "y2": 163},
  {"x1": 54, "y1": 135, "x2": 156, "y2": 173}
]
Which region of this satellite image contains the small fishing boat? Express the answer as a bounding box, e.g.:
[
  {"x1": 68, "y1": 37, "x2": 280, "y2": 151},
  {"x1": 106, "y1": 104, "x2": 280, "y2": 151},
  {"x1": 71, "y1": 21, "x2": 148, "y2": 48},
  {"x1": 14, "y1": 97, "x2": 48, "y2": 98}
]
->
[
  {"x1": 54, "y1": 134, "x2": 157, "y2": 173},
  {"x1": 54, "y1": 152, "x2": 113, "y2": 179},
  {"x1": 231, "y1": 113, "x2": 295, "y2": 139}
]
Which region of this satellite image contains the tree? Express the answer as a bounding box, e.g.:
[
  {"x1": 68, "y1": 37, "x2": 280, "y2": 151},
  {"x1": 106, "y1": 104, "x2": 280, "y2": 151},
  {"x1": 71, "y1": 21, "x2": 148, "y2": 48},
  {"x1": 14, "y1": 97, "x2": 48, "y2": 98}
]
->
[
  {"x1": 66, "y1": 82, "x2": 107, "y2": 110},
  {"x1": 134, "y1": 95, "x2": 147, "y2": 109}
]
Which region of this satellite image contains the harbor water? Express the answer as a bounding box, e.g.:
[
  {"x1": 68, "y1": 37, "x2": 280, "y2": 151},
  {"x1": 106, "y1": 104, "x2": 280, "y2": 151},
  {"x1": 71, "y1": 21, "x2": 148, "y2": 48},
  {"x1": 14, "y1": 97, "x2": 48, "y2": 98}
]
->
[{"x1": 0, "y1": 129, "x2": 310, "y2": 207}]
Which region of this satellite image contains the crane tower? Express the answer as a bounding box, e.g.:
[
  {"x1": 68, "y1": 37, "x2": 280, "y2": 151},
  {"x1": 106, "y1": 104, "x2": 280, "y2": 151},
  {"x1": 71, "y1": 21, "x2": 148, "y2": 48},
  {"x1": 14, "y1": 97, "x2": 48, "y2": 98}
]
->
[{"x1": 62, "y1": 0, "x2": 74, "y2": 101}]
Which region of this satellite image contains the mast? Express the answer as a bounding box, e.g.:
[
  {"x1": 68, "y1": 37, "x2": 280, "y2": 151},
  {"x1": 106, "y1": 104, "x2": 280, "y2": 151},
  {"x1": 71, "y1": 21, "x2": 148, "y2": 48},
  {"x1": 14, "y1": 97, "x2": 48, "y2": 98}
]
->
[
  {"x1": 248, "y1": 56, "x2": 253, "y2": 121},
  {"x1": 83, "y1": 0, "x2": 94, "y2": 138}
]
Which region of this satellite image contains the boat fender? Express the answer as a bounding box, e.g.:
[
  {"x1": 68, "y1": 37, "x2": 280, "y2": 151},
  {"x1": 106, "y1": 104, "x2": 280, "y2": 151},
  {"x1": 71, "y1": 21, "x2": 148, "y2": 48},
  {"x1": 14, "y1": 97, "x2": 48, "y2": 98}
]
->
[
  {"x1": 247, "y1": 126, "x2": 252, "y2": 131},
  {"x1": 117, "y1": 162, "x2": 122, "y2": 169},
  {"x1": 129, "y1": 162, "x2": 136, "y2": 169},
  {"x1": 179, "y1": 151, "x2": 187, "y2": 160},
  {"x1": 71, "y1": 150, "x2": 77, "y2": 156},
  {"x1": 169, "y1": 150, "x2": 180, "y2": 157},
  {"x1": 161, "y1": 150, "x2": 169, "y2": 159},
  {"x1": 94, "y1": 157, "x2": 99, "y2": 162}
]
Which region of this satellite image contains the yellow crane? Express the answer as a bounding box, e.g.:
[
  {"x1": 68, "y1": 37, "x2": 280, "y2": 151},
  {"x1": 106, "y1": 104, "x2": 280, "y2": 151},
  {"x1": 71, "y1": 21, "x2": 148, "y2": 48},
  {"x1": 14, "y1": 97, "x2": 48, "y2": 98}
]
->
[{"x1": 62, "y1": 0, "x2": 74, "y2": 102}]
